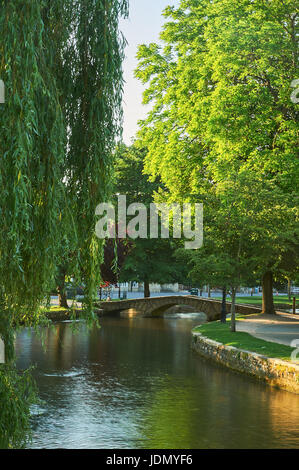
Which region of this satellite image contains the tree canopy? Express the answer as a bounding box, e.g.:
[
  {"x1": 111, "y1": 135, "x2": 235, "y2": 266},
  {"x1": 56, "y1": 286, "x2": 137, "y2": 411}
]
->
[
  {"x1": 135, "y1": 0, "x2": 299, "y2": 315},
  {"x1": 114, "y1": 144, "x2": 188, "y2": 296}
]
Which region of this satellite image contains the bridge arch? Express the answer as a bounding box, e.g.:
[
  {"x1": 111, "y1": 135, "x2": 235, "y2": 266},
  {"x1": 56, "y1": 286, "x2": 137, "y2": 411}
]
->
[{"x1": 96, "y1": 295, "x2": 261, "y2": 321}]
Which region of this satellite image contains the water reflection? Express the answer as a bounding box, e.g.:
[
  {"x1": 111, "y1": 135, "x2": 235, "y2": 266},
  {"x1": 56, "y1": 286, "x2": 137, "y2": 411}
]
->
[{"x1": 15, "y1": 317, "x2": 299, "y2": 449}]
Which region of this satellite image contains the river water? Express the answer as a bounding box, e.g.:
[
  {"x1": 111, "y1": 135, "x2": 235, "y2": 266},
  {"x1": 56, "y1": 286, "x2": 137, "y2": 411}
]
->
[{"x1": 15, "y1": 315, "x2": 299, "y2": 449}]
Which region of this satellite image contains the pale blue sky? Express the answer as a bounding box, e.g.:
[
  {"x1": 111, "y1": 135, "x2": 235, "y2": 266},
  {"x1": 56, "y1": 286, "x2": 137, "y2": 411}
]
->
[{"x1": 120, "y1": 0, "x2": 179, "y2": 144}]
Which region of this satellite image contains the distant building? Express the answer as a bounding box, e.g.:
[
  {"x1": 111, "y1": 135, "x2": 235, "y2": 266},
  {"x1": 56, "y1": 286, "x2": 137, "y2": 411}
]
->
[{"x1": 109, "y1": 282, "x2": 180, "y2": 293}]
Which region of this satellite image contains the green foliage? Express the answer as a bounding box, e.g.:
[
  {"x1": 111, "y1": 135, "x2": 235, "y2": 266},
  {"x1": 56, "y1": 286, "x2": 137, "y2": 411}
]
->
[
  {"x1": 0, "y1": 366, "x2": 38, "y2": 449},
  {"x1": 0, "y1": 0, "x2": 128, "y2": 327},
  {"x1": 114, "y1": 144, "x2": 187, "y2": 290},
  {"x1": 114, "y1": 143, "x2": 160, "y2": 206},
  {"x1": 137, "y1": 0, "x2": 298, "y2": 193},
  {"x1": 0, "y1": 0, "x2": 65, "y2": 328},
  {"x1": 65, "y1": 0, "x2": 128, "y2": 314}
]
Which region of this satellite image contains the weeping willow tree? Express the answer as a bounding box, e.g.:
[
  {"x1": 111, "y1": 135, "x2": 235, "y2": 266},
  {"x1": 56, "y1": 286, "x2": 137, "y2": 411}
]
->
[
  {"x1": 64, "y1": 0, "x2": 128, "y2": 315},
  {"x1": 0, "y1": 0, "x2": 127, "y2": 448}
]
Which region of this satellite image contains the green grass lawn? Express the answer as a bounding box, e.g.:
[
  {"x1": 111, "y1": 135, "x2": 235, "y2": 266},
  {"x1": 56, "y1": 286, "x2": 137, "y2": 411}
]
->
[
  {"x1": 39, "y1": 305, "x2": 68, "y2": 313},
  {"x1": 214, "y1": 295, "x2": 298, "y2": 307},
  {"x1": 193, "y1": 319, "x2": 295, "y2": 361},
  {"x1": 47, "y1": 305, "x2": 68, "y2": 312},
  {"x1": 41, "y1": 305, "x2": 81, "y2": 312}
]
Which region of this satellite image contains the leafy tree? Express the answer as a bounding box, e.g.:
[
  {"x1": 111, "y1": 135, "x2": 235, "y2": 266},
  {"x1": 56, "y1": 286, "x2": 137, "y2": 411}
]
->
[
  {"x1": 120, "y1": 238, "x2": 181, "y2": 297},
  {"x1": 101, "y1": 238, "x2": 131, "y2": 285},
  {"x1": 135, "y1": 0, "x2": 298, "y2": 315},
  {"x1": 114, "y1": 144, "x2": 184, "y2": 297}
]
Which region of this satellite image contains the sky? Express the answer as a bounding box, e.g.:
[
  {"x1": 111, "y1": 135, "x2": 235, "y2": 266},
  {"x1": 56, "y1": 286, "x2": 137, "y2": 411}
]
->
[{"x1": 120, "y1": 0, "x2": 179, "y2": 145}]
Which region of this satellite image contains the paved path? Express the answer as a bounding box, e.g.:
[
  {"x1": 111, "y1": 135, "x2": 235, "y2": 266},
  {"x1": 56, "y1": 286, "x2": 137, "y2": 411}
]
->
[{"x1": 236, "y1": 312, "x2": 299, "y2": 347}]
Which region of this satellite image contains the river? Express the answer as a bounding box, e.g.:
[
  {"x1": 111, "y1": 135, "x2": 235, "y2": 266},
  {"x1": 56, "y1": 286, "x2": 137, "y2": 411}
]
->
[{"x1": 15, "y1": 314, "x2": 299, "y2": 449}]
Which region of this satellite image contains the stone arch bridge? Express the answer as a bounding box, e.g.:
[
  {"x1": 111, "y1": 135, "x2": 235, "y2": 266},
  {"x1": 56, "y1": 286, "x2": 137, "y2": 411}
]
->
[{"x1": 96, "y1": 295, "x2": 261, "y2": 321}]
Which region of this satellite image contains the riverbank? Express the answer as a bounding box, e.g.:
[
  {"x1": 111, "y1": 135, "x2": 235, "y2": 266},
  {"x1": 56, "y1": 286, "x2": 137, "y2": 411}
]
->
[
  {"x1": 43, "y1": 305, "x2": 106, "y2": 322},
  {"x1": 192, "y1": 320, "x2": 299, "y2": 394},
  {"x1": 42, "y1": 306, "x2": 80, "y2": 322}
]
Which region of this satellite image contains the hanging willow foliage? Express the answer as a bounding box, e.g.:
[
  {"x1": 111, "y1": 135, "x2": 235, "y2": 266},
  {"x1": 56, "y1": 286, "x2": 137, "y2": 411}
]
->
[
  {"x1": 0, "y1": 0, "x2": 128, "y2": 447},
  {"x1": 65, "y1": 0, "x2": 128, "y2": 317},
  {"x1": 0, "y1": 365, "x2": 38, "y2": 449},
  {"x1": 0, "y1": 0, "x2": 66, "y2": 352}
]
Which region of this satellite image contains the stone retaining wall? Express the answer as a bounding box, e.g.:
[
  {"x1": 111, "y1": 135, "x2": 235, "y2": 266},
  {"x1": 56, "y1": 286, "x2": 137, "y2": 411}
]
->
[{"x1": 192, "y1": 331, "x2": 299, "y2": 394}]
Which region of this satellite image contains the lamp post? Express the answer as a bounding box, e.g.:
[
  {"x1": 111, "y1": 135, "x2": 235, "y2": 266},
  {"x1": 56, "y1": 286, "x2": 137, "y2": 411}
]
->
[
  {"x1": 221, "y1": 286, "x2": 227, "y2": 323},
  {"x1": 0, "y1": 339, "x2": 4, "y2": 363}
]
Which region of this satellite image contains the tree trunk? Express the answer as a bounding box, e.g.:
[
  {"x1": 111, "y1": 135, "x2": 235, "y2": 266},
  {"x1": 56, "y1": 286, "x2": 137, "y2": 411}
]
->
[
  {"x1": 144, "y1": 279, "x2": 150, "y2": 298},
  {"x1": 221, "y1": 286, "x2": 227, "y2": 323},
  {"x1": 230, "y1": 287, "x2": 236, "y2": 332},
  {"x1": 287, "y1": 278, "x2": 292, "y2": 301},
  {"x1": 57, "y1": 267, "x2": 69, "y2": 309},
  {"x1": 208, "y1": 285, "x2": 211, "y2": 298},
  {"x1": 262, "y1": 271, "x2": 275, "y2": 315},
  {"x1": 58, "y1": 289, "x2": 69, "y2": 309}
]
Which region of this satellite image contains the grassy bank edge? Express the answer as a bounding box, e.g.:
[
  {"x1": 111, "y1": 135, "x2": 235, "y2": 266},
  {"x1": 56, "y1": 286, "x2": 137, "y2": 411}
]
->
[
  {"x1": 192, "y1": 318, "x2": 295, "y2": 362},
  {"x1": 214, "y1": 295, "x2": 298, "y2": 307}
]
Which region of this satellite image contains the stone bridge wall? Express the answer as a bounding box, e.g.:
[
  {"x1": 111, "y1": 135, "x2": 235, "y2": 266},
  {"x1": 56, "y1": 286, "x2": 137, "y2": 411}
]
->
[{"x1": 96, "y1": 296, "x2": 261, "y2": 321}]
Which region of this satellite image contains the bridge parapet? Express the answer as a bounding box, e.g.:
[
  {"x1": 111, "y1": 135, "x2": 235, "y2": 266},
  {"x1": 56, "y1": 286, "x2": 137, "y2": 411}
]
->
[{"x1": 96, "y1": 296, "x2": 261, "y2": 321}]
